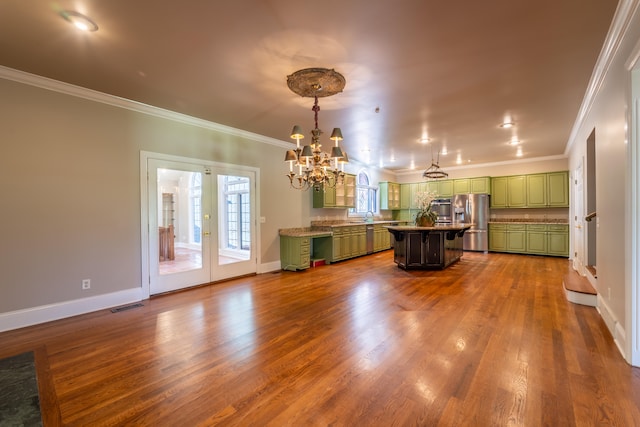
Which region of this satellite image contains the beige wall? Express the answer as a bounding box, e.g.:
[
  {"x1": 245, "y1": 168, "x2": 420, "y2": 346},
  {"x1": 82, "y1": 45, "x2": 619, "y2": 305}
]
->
[
  {"x1": 566, "y1": 4, "x2": 640, "y2": 352},
  {"x1": 0, "y1": 78, "x2": 309, "y2": 313}
]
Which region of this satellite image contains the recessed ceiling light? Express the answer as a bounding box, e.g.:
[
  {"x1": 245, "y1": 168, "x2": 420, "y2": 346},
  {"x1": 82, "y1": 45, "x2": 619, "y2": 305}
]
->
[
  {"x1": 509, "y1": 138, "x2": 520, "y2": 145},
  {"x1": 60, "y1": 11, "x2": 99, "y2": 32},
  {"x1": 516, "y1": 147, "x2": 523, "y2": 157},
  {"x1": 499, "y1": 121, "x2": 515, "y2": 129},
  {"x1": 419, "y1": 137, "x2": 430, "y2": 144},
  {"x1": 441, "y1": 148, "x2": 448, "y2": 155}
]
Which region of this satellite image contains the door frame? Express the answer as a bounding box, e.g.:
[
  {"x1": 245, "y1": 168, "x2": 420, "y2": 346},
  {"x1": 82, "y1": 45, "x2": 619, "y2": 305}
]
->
[{"x1": 140, "y1": 151, "x2": 261, "y2": 299}]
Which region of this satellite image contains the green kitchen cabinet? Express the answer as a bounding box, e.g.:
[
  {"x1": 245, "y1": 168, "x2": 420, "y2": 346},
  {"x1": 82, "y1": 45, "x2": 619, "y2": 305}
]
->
[
  {"x1": 400, "y1": 183, "x2": 412, "y2": 209},
  {"x1": 489, "y1": 223, "x2": 507, "y2": 251},
  {"x1": 313, "y1": 184, "x2": 335, "y2": 208},
  {"x1": 352, "y1": 225, "x2": 367, "y2": 256},
  {"x1": 374, "y1": 224, "x2": 392, "y2": 252},
  {"x1": 547, "y1": 171, "x2": 569, "y2": 207},
  {"x1": 547, "y1": 224, "x2": 569, "y2": 256},
  {"x1": 526, "y1": 224, "x2": 548, "y2": 254},
  {"x1": 453, "y1": 179, "x2": 470, "y2": 195},
  {"x1": 470, "y1": 177, "x2": 491, "y2": 194},
  {"x1": 454, "y1": 177, "x2": 491, "y2": 195},
  {"x1": 526, "y1": 174, "x2": 547, "y2": 207},
  {"x1": 507, "y1": 176, "x2": 527, "y2": 207},
  {"x1": 411, "y1": 182, "x2": 428, "y2": 208},
  {"x1": 427, "y1": 179, "x2": 453, "y2": 197},
  {"x1": 506, "y1": 224, "x2": 527, "y2": 253},
  {"x1": 280, "y1": 236, "x2": 311, "y2": 271},
  {"x1": 313, "y1": 173, "x2": 355, "y2": 209},
  {"x1": 380, "y1": 182, "x2": 401, "y2": 210},
  {"x1": 491, "y1": 177, "x2": 508, "y2": 208}
]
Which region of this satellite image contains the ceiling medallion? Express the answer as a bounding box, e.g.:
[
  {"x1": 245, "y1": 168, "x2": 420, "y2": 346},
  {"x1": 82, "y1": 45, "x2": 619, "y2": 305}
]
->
[
  {"x1": 284, "y1": 68, "x2": 348, "y2": 191},
  {"x1": 286, "y1": 68, "x2": 346, "y2": 98}
]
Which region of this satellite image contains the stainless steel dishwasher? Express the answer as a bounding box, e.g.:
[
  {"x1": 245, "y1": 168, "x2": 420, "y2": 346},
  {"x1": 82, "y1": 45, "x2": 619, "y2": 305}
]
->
[{"x1": 366, "y1": 224, "x2": 374, "y2": 254}]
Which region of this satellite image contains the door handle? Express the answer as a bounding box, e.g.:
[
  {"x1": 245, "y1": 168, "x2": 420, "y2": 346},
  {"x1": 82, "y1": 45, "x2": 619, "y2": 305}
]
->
[{"x1": 204, "y1": 231, "x2": 211, "y2": 236}]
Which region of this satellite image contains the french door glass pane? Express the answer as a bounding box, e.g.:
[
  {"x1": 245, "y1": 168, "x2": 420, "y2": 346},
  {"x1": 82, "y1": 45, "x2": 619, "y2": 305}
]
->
[{"x1": 157, "y1": 168, "x2": 203, "y2": 275}]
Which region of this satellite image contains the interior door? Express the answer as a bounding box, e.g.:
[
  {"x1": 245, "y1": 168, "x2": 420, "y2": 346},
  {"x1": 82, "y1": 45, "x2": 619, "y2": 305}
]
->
[{"x1": 148, "y1": 159, "x2": 211, "y2": 295}]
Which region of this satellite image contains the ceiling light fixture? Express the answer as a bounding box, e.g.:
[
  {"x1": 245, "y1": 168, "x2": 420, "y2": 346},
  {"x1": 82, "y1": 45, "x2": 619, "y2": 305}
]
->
[
  {"x1": 420, "y1": 137, "x2": 431, "y2": 144},
  {"x1": 499, "y1": 121, "x2": 515, "y2": 129},
  {"x1": 510, "y1": 138, "x2": 520, "y2": 145},
  {"x1": 284, "y1": 68, "x2": 347, "y2": 191},
  {"x1": 60, "y1": 11, "x2": 99, "y2": 32},
  {"x1": 423, "y1": 150, "x2": 448, "y2": 180}
]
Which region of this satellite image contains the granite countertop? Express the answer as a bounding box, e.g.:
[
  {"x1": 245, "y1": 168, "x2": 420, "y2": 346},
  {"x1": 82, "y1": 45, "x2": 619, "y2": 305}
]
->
[
  {"x1": 385, "y1": 224, "x2": 472, "y2": 231},
  {"x1": 488, "y1": 219, "x2": 568, "y2": 224},
  {"x1": 279, "y1": 227, "x2": 333, "y2": 237},
  {"x1": 280, "y1": 220, "x2": 409, "y2": 237}
]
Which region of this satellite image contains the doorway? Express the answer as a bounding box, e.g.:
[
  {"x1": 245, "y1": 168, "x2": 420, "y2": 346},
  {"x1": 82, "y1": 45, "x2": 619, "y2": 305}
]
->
[{"x1": 142, "y1": 153, "x2": 258, "y2": 296}]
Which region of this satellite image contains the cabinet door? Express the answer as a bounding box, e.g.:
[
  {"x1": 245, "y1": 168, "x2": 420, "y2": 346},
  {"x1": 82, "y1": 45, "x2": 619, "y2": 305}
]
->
[
  {"x1": 507, "y1": 176, "x2": 527, "y2": 207},
  {"x1": 526, "y1": 174, "x2": 547, "y2": 207},
  {"x1": 548, "y1": 225, "x2": 569, "y2": 256},
  {"x1": 438, "y1": 180, "x2": 454, "y2": 197},
  {"x1": 411, "y1": 182, "x2": 428, "y2": 209},
  {"x1": 391, "y1": 183, "x2": 401, "y2": 209},
  {"x1": 489, "y1": 224, "x2": 507, "y2": 251},
  {"x1": 344, "y1": 173, "x2": 356, "y2": 208},
  {"x1": 547, "y1": 171, "x2": 569, "y2": 207},
  {"x1": 400, "y1": 184, "x2": 411, "y2": 209},
  {"x1": 526, "y1": 230, "x2": 547, "y2": 254},
  {"x1": 424, "y1": 233, "x2": 442, "y2": 266},
  {"x1": 406, "y1": 232, "x2": 423, "y2": 267},
  {"x1": 453, "y1": 179, "x2": 470, "y2": 195},
  {"x1": 491, "y1": 177, "x2": 508, "y2": 208},
  {"x1": 506, "y1": 230, "x2": 527, "y2": 253},
  {"x1": 470, "y1": 177, "x2": 491, "y2": 194}
]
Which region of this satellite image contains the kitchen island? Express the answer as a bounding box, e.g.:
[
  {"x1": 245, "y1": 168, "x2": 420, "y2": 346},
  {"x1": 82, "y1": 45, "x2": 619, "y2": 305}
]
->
[{"x1": 386, "y1": 224, "x2": 471, "y2": 270}]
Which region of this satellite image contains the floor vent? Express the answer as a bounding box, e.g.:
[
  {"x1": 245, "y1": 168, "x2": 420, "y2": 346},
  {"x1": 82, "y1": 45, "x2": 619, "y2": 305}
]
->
[{"x1": 111, "y1": 303, "x2": 144, "y2": 313}]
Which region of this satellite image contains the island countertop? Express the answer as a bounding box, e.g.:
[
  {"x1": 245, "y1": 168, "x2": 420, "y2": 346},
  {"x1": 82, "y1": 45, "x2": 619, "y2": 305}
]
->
[{"x1": 385, "y1": 224, "x2": 472, "y2": 232}]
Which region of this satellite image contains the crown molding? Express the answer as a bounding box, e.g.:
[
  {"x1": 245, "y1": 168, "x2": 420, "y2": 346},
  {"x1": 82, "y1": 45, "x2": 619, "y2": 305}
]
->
[
  {"x1": 565, "y1": 0, "x2": 640, "y2": 155},
  {"x1": 0, "y1": 65, "x2": 293, "y2": 150},
  {"x1": 393, "y1": 154, "x2": 568, "y2": 177}
]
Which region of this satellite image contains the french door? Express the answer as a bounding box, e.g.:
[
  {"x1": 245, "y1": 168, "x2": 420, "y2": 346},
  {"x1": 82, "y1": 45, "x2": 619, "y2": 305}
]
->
[{"x1": 145, "y1": 155, "x2": 257, "y2": 295}]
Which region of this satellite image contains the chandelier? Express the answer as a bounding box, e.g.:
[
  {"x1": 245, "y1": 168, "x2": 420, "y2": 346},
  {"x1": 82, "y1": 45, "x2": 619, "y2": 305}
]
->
[
  {"x1": 284, "y1": 68, "x2": 348, "y2": 191},
  {"x1": 423, "y1": 150, "x2": 448, "y2": 180}
]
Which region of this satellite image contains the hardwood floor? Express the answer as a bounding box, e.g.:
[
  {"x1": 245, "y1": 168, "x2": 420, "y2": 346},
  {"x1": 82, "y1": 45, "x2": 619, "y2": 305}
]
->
[{"x1": 2, "y1": 251, "x2": 640, "y2": 426}]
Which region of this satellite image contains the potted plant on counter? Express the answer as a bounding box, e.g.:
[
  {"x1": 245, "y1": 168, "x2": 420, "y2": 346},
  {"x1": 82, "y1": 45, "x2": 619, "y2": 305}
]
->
[{"x1": 415, "y1": 191, "x2": 438, "y2": 227}]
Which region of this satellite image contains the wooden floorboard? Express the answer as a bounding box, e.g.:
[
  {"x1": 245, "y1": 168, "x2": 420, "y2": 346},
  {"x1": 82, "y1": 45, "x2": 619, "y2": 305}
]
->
[{"x1": 2, "y1": 251, "x2": 640, "y2": 426}]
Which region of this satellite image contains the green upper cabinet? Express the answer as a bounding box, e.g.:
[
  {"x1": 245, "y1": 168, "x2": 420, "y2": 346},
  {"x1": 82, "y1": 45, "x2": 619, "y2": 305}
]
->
[
  {"x1": 526, "y1": 174, "x2": 547, "y2": 207},
  {"x1": 312, "y1": 173, "x2": 355, "y2": 209},
  {"x1": 507, "y1": 175, "x2": 527, "y2": 207},
  {"x1": 454, "y1": 177, "x2": 491, "y2": 195},
  {"x1": 491, "y1": 177, "x2": 508, "y2": 208},
  {"x1": 427, "y1": 179, "x2": 453, "y2": 197},
  {"x1": 411, "y1": 182, "x2": 428, "y2": 208},
  {"x1": 490, "y1": 171, "x2": 569, "y2": 208},
  {"x1": 453, "y1": 179, "x2": 470, "y2": 195},
  {"x1": 400, "y1": 183, "x2": 411, "y2": 209},
  {"x1": 470, "y1": 177, "x2": 491, "y2": 194},
  {"x1": 380, "y1": 181, "x2": 401, "y2": 210},
  {"x1": 547, "y1": 171, "x2": 569, "y2": 207}
]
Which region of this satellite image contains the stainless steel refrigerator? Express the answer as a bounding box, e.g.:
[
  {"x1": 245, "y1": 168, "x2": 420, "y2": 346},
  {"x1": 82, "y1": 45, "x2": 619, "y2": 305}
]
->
[{"x1": 452, "y1": 193, "x2": 489, "y2": 252}]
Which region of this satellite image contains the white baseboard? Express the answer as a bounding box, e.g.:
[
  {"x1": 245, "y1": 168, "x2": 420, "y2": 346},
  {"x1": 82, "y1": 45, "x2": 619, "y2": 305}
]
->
[
  {"x1": 0, "y1": 287, "x2": 145, "y2": 333},
  {"x1": 259, "y1": 260, "x2": 281, "y2": 274},
  {"x1": 597, "y1": 295, "x2": 627, "y2": 360}
]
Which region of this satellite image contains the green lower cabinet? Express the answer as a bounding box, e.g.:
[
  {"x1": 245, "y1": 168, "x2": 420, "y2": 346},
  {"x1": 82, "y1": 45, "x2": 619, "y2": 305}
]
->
[
  {"x1": 489, "y1": 224, "x2": 507, "y2": 251},
  {"x1": 525, "y1": 224, "x2": 548, "y2": 254},
  {"x1": 280, "y1": 236, "x2": 311, "y2": 271},
  {"x1": 547, "y1": 225, "x2": 569, "y2": 256},
  {"x1": 506, "y1": 225, "x2": 527, "y2": 253},
  {"x1": 489, "y1": 223, "x2": 569, "y2": 257}
]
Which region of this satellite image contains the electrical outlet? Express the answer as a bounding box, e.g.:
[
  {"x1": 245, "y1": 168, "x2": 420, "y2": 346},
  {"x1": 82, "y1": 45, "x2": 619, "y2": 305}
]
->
[{"x1": 82, "y1": 279, "x2": 91, "y2": 290}]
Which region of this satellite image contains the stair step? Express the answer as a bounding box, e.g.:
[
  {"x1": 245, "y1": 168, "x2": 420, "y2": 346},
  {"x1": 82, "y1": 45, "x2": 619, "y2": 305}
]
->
[{"x1": 563, "y1": 270, "x2": 597, "y2": 306}]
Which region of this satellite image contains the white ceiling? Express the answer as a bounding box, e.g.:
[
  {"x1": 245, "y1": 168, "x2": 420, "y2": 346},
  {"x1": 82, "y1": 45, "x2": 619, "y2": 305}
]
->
[{"x1": 0, "y1": 0, "x2": 618, "y2": 172}]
